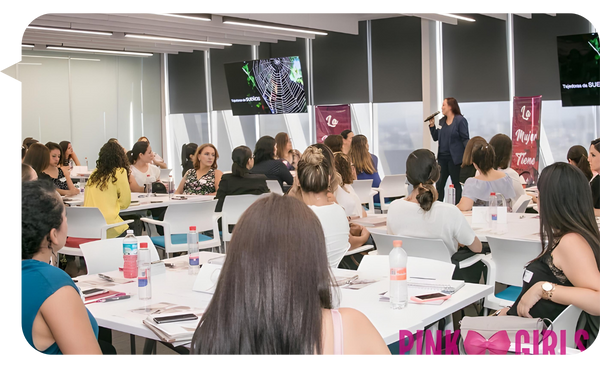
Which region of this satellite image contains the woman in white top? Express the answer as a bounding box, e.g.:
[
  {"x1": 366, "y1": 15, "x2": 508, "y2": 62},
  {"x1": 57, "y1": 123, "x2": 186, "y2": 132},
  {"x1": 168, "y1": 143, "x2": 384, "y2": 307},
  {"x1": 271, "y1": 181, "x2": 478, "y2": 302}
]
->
[
  {"x1": 137, "y1": 136, "x2": 167, "y2": 169},
  {"x1": 127, "y1": 141, "x2": 161, "y2": 193},
  {"x1": 387, "y1": 149, "x2": 483, "y2": 281},
  {"x1": 333, "y1": 152, "x2": 366, "y2": 218},
  {"x1": 457, "y1": 142, "x2": 517, "y2": 211},
  {"x1": 489, "y1": 134, "x2": 526, "y2": 204},
  {"x1": 298, "y1": 146, "x2": 351, "y2": 268}
]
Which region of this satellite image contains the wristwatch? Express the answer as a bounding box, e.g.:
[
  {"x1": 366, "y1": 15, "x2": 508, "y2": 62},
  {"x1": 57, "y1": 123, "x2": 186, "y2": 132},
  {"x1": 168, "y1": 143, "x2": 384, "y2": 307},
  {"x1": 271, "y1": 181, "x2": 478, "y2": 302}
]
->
[{"x1": 541, "y1": 282, "x2": 556, "y2": 300}]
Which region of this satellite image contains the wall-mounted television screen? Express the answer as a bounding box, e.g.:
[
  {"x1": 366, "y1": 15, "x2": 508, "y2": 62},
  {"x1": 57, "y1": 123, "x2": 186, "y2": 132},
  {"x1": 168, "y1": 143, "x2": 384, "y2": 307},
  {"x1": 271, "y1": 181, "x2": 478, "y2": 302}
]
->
[
  {"x1": 224, "y1": 56, "x2": 307, "y2": 116},
  {"x1": 557, "y1": 33, "x2": 600, "y2": 107}
]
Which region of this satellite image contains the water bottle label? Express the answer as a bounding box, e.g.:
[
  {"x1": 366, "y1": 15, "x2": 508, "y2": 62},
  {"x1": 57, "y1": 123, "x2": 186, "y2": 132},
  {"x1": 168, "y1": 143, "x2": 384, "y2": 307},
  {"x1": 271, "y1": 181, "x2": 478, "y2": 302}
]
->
[
  {"x1": 390, "y1": 268, "x2": 407, "y2": 281},
  {"x1": 189, "y1": 256, "x2": 199, "y2": 266},
  {"x1": 138, "y1": 276, "x2": 148, "y2": 287},
  {"x1": 491, "y1": 214, "x2": 498, "y2": 221}
]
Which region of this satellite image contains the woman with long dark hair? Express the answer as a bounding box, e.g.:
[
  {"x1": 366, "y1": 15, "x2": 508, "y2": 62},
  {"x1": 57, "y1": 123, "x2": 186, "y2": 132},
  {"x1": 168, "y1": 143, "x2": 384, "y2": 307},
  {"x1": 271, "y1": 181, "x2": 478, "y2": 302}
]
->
[
  {"x1": 215, "y1": 145, "x2": 269, "y2": 213},
  {"x1": 59, "y1": 140, "x2": 81, "y2": 168},
  {"x1": 427, "y1": 97, "x2": 470, "y2": 204},
  {"x1": 191, "y1": 194, "x2": 389, "y2": 354},
  {"x1": 489, "y1": 133, "x2": 526, "y2": 201},
  {"x1": 456, "y1": 142, "x2": 516, "y2": 211},
  {"x1": 587, "y1": 138, "x2": 600, "y2": 216},
  {"x1": 567, "y1": 145, "x2": 593, "y2": 181},
  {"x1": 127, "y1": 141, "x2": 161, "y2": 193},
  {"x1": 497, "y1": 163, "x2": 600, "y2": 339},
  {"x1": 43, "y1": 142, "x2": 79, "y2": 196},
  {"x1": 23, "y1": 143, "x2": 49, "y2": 177},
  {"x1": 250, "y1": 135, "x2": 293, "y2": 190},
  {"x1": 459, "y1": 136, "x2": 487, "y2": 184},
  {"x1": 181, "y1": 143, "x2": 198, "y2": 177},
  {"x1": 387, "y1": 149, "x2": 483, "y2": 282},
  {"x1": 340, "y1": 129, "x2": 354, "y2": 155},
  {"x1": 137, "y1": 136, "x2": 167, "y2": 169}
]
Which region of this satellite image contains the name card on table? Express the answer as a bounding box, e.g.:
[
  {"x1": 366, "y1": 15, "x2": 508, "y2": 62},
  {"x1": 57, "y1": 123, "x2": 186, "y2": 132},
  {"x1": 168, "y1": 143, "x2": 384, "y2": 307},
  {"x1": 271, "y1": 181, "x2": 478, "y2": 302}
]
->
[
  {"x1": 192, "y1": 264, "x2": 222, "y2": 294},
  {"x1": 471, "y1": 206, "x2": 507, "y2": 224}
]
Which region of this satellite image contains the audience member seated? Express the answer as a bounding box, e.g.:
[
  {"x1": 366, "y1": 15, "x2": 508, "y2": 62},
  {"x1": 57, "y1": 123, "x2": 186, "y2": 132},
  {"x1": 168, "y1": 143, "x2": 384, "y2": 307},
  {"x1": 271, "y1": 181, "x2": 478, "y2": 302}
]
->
[
  {"x1": 181, "y1": 142, "x2": 198, "y2": 178},
  {"x1": 567, "y1": 145, "x2": 593, "y2": 181},
  {"x1": 59, "y1": 141, "x2": 81, "y2": 169},
  {"x1": 84, "y1": 141, "x2": 132, "y2": 238},
  {"x1": 190, "y1": 194, "x2": 390, "y2": 355},
  {"x1": 127, "y1": 141, "x2": 161, "y2": 193},
  {"x1": 457, "y1": 142, "x2": 516, "y2": 211},
  {"x1": 250, "y1": 136, "x2": 293, "y2": 190},
  {"x1": 275, "y1": 132, "x2": 300, "y2": 171},
  {"x1": 588, "y1": 139, "x2": 600, "y2": 216},
  {"x1": 107, "y1": 138, "x2": 127, "y2": 154},
  {"x1": 23, "y1": 137, "x2": 39, "y2": 151},
  {"x1": 351, "y1": 134, "x2": 381, "y2": 204},
  {"x1": 489, "y1": 134, "x2": 526, "y2": 203},
  {"x1": 298, "y1": 146, "x2": 351, "y2": 268},
  {"x1": 215, "y1": 145, "x2": 269, "y2": 213},
  {"x1": 137, "y1": 136, "x2": 167, "y2": 169},
  {"x1": 22, "y1": 180, "x2": 102, "y2": 354},
  {"x1": 23, "y1": 143, "x2": 49, "y2": 177},
  {"x1": 497, "y1": 163, "x2": 600, "y2": 346},
  {"x1": 341, "y1": 129, "x2": 354, "y2": 155},
  {"x1": 333, "y1": 152, "x2": 365, "y2": 218},
  {"x1": 175, "y1": 143, "x2": 222, "y2": 195},
  {"x1": 22, "y1": 163, "x2": 37, "y2": 182},
  {"x1": 459, "y1": 136, "x2": 487, "y2": 184},
  {"x1": 324, "y1": 134, "x2": 344, "y2": 153},
  {"x1": 387, "y1": 149, "x2": 483, "y2": 282},
  {"x1": 22, "y1": 144, "x2": 27, "y2": 161},
  {"x1": 42, "y1": 142, "x2": 79, "y2": 196}
]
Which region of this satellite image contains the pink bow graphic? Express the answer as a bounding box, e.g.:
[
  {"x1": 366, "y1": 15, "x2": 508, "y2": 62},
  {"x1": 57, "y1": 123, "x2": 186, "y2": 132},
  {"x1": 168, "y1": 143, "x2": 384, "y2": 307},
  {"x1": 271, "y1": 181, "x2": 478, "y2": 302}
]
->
[{"x1": 464, "y1": 330, "x2": 511, "y2": 355}]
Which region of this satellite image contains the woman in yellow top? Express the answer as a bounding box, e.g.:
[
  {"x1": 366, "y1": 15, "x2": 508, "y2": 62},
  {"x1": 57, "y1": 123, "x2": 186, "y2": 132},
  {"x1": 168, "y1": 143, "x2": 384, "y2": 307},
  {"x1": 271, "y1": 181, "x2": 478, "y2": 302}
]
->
[{"x1": 83, "y1": 141, "x2": 132, "y2": 238}]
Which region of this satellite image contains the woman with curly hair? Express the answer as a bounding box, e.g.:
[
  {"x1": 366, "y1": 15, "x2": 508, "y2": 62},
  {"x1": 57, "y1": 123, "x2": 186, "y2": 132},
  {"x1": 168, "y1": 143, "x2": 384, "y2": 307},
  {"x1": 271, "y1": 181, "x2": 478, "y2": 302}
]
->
[{"x1": 83, "y1": 141, "x2": 132, "y2": 238}]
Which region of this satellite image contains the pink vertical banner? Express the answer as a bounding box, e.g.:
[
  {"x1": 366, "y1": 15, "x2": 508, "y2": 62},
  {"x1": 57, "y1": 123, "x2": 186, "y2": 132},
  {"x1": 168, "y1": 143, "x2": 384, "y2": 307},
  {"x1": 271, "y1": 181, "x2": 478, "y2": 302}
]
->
[
  {"x1": 512, "y1": 95, "x2": 542, "y2": 186},
  {"x1": 315, "y1": 105, "x2": 351, "y2": 143}
]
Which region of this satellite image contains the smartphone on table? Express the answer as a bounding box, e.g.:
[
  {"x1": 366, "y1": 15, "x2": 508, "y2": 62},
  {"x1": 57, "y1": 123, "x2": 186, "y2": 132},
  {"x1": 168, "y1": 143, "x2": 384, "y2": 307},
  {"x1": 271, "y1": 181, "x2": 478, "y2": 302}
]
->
[
  {"x1": 82, "y1": 288, "x2": 109, "y2": 298},
  {"x1": 153, "y1": 313, "x2": 198, "y2": 324},
  {"x1": 410, "y1": 292, "x2": 451, "y2": 303}
]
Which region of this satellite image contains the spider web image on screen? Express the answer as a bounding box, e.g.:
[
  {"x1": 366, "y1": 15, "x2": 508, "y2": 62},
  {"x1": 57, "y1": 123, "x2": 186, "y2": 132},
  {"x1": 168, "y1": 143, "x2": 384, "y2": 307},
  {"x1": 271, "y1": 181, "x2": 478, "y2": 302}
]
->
[{"x1": 251, "y1": 57, "x2": 307, "y2": 114}]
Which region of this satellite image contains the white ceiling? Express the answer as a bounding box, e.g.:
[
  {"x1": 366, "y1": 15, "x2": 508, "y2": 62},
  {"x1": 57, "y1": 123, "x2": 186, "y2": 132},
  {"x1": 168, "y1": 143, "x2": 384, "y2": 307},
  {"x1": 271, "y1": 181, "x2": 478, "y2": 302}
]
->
[{"x1": 22, "y1": 13, "x2": 541, "y2": 56}]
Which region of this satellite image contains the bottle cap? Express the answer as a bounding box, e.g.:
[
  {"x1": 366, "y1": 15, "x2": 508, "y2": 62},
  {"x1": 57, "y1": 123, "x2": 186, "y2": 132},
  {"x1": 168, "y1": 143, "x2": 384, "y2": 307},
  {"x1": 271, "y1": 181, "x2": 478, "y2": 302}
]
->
[
  {"x1": 490, "y1": 192, "x2": 496, "y2": 196},
  {"x1": 393, "y1": 240, "x2": 403, "y2": 248},
  {"x1": 449, "y1": 184, "x2": 454, "y2": 188},
  {"x1": 127, "y1": 230, "x2": 134, "y2": 234},
  {"x1": 140, "y1": 242, "x2": 148, "y2": 249},
  {"x1": 190, "y1": 226, "x2": 196, "y2": 231}
]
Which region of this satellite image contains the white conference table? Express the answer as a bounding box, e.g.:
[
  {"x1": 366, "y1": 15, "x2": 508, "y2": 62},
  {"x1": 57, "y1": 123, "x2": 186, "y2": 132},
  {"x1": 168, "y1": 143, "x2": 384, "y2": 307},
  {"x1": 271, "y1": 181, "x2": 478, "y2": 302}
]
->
[
  {"x1": 361, "y1": 212, "x2": 541, "y2": 242},
  {"x1": 64, "y1": 192, "x2": 215, "y2": 212},
  {"x1": 78, "y1": 252, "x2": 492, "y2": 348}
]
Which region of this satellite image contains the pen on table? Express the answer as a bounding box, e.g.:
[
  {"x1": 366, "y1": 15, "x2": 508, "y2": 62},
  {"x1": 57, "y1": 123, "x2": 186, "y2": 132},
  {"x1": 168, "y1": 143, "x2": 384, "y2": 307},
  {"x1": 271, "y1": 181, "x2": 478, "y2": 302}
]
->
[
  {"x1": 98, "y1": 274, "x2": 114, "y2": 282},
  {"x1": 94, "y1": 294, "x2": 130, "y2": 303},
  {"x1": 410, "y1": 277, "x2": 435, "y2": 280}
]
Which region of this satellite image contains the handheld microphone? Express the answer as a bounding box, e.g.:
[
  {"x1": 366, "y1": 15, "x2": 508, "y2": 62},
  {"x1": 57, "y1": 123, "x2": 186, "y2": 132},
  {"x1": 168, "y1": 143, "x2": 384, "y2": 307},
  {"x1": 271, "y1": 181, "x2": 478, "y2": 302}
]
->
[{"x1": 424, "y1": 111, "x2": 440, "y2": 123}]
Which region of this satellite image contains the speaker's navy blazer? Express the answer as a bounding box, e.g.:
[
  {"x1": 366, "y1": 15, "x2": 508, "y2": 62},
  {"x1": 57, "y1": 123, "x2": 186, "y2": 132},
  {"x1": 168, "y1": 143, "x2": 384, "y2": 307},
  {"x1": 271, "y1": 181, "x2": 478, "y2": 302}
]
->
[{"x1": 429, "y1": 114, "x2": 470, "y2": 166}]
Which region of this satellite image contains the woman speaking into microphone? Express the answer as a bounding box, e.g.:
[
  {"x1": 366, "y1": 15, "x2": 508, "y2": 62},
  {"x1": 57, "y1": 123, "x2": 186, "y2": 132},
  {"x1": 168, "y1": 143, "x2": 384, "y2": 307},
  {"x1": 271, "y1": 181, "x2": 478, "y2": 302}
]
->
[{"x1": 427, "y1": 97, "x2": 470, "y2": 204}]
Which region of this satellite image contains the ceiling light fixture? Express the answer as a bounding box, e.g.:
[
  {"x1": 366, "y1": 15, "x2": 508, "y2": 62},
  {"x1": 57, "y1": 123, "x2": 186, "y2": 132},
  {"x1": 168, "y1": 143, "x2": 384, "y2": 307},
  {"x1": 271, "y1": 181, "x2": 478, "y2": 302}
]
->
[
  {"x1": 222, "y1": 19, "x2": 327, "y2": 36},
  {"x1": 46, "y1": 46, "x2": 152, "y2": 57},
  {"x1": 437, "y1": 14, "x2": 476, "y2": 22},
  {"x1": 154, "y1": 13, "x2": 211, "y2": 21},
  {"x1": 23, "y1": 55, "x2": 100, "y2": 61},
  {"x1": 27, "y1": 25, "x2": 113, "y2": 36},
  {"x1": 21, "y1": 44, "x2": 35, "y2": 48},
  {"x1": 125, "y1": 34, "x2": 231, "y2": 46}
]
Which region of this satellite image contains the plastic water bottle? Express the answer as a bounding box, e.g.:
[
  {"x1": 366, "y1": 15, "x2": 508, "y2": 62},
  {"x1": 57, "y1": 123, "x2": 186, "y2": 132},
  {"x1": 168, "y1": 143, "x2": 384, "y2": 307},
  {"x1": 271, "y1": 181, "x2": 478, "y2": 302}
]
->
[
  {"x1": 445, "y1": 184, "x2": 456, "y2": 205},
  {"x1": 85, "y1": 157, "x2": 89, "y2": 170},
  {"x1": 489, "y1": 192, "x2": 498, "y2": 232},
  {"x1": 145, "y1": 174, "x2": 152, "y2": 197},
  {"x1": 168, "y1": 175, "x2": 175, "y2": 199},
  {"x1": 188, "y1": 226, "x2": 199, "y2": 275},
  {"x1": 122, "y1": 230, "x2": 138, "y2": 279},
  {"x1": 137, "y1": 242, "x2": 152, "y2": 300},
  {"x1": 389, "y1": 240, "x2": 408, "y2": 309}
]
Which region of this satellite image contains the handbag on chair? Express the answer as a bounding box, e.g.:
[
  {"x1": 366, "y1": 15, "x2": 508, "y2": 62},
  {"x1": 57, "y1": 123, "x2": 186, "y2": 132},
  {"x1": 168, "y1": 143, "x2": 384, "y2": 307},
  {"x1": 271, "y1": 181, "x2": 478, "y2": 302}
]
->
[{"x1": 458, "y1": 315, "x2": 552, "y2": 355}]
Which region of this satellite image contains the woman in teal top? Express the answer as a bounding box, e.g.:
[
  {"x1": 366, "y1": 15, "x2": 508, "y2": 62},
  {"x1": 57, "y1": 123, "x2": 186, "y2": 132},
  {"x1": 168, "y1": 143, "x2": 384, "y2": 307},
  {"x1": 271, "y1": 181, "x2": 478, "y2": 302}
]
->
[{"x1": 22, "y1": 180, "x2": 101, "y2": 354}]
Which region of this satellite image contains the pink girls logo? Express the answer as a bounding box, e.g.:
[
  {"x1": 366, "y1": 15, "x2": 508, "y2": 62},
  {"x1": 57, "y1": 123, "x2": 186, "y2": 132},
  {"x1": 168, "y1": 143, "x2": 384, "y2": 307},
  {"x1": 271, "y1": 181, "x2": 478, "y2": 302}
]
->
[{"x1": 398, "y1": 329, "x2": 590, "y2": 355}]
